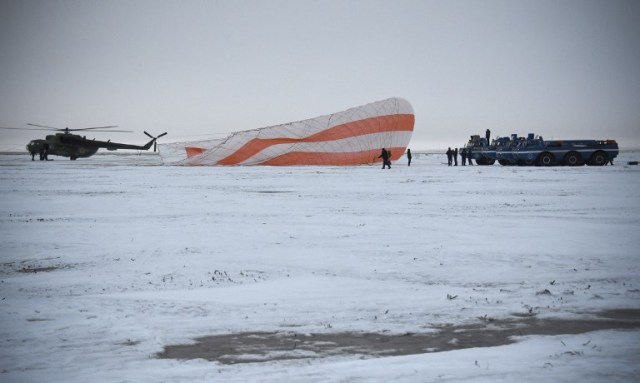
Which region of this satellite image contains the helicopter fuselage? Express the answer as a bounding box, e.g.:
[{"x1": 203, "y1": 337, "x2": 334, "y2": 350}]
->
[
  {"x1": 26, "y1": 132, "x2": 156, "y2": 160},
  {"x1": 28, "y1": 134, "x2": 100, "y2": 160}
]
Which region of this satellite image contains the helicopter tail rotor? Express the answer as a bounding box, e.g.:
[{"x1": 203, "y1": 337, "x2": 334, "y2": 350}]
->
[{"x1": 144, "y1": 131, "x2": 168, "y2": 152}]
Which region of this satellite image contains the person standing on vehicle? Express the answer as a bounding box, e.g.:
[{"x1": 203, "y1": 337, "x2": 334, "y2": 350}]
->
[{"x1": 485, "y1": 129, "x2": 491, "y2": 145}]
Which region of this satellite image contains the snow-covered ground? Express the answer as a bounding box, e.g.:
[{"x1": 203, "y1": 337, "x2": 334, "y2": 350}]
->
[{"x1": 1, "y1": 151, "x2": 639, "y2": 382}]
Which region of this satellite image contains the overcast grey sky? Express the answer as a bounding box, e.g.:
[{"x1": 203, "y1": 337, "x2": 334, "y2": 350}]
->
[{"x1": 1, "y1": 0, "x2": 639, "y2": 151}]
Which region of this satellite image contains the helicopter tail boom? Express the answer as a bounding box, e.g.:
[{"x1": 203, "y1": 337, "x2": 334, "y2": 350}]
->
[
  {"x1": 141, "y1": 138, "x2": 156, "y2": 151},
  {"x1": 87, "y1": 132, "x2": 167, "y2": 152}
]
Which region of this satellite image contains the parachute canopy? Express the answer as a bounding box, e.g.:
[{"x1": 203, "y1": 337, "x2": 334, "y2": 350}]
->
[{"x1": 158, "y1": 97, "x2": 414, "y2": 166}]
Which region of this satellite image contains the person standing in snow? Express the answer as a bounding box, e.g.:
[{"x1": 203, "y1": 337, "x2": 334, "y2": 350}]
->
[
  {"x1": 378, "y1": 148, "x2": 391, "y2": 169},
  {"x1": 446, "y1": 147, "x2": 453, "y2": 166},
  {"x1": 41, "y1": 143, "x2": 50, "y2": 161},
  {"x1": 406, "y1": 148, "x2": 412, "y2": 166},
  {"x1": 461, "y1": 148, "x2": 467, "y2": 166},
  {"x1": 453, "y1": 148, "x2": 458, "y2": 166}
]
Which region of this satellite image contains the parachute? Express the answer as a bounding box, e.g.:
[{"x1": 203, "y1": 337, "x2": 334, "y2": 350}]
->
[{"x1": 158, "y1": 97, "x2": 414, "y2": 166}]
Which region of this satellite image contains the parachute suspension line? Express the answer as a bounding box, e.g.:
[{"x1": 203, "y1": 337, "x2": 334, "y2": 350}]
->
[{"x1": 324, "y1": 112, "x2": 334, "y2": 164}]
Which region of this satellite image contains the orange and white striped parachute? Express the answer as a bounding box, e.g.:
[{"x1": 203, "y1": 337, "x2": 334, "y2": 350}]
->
[{"x1": 158, "y1": 97, "x2": 414, "y2": 166}]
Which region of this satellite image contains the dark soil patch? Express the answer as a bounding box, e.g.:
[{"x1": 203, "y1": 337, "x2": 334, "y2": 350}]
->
[
  {"x1": 157, "y1": 309, "x2": 640, "y2": 364},
  {"x1": 11, "y1": 261, "x2": 75, "y2": 274},
  {"x1": 17, "y1": 266, "x2": 60, "y2": 273}
]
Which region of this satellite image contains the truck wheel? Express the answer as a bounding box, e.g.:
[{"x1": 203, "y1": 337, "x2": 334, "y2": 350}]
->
[
  {"x1": 563, "y1": 151, "x2": 583, "y2": 166},
  {"x1": 478, "y1": 157, "x2": 494, "y2": 165},
  {"x1": 537, "y1": 152, "x2": 555, "y2": 166},
  {"x1": 588, "y1": 151, "x2": 608, "y2": 166}
]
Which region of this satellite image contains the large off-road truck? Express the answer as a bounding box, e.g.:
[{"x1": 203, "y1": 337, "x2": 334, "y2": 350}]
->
[{"x1": 464, "y1": 134, "x2": 619, "y2": 166}]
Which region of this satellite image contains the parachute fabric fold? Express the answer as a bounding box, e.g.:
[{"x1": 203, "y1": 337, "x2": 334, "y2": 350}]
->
[{"x1": 158, "y1": 97, "x2": 415, "y2": 166}]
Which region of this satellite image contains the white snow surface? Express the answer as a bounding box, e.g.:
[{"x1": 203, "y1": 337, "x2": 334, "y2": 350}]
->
[{"x1": 1, "y1": 152, "x2": 639, "y2": 382}]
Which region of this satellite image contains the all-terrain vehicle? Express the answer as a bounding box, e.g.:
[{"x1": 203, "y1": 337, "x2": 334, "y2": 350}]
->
[{"x1": 464, "y1": 133, "x2": 618, "y2": 166}]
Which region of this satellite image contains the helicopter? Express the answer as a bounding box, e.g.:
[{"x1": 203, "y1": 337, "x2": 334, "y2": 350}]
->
[{"x1": 2, "y1": 124, "x2": 167, "y2": 160}]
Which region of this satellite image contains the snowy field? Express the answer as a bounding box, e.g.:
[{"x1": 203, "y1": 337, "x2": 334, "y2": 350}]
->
[{"x1": 1, "y1": 151, "x2": 639, "y2": 382}]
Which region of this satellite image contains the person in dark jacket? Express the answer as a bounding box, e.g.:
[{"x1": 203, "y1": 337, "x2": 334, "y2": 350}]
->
[
  {"x1": 40, "y1": 143, "x2": 50, "y2": 161},
  {"x1": 378, "y1": 148, "x2": 391, "y2": 169},
  {"x1": 446, "y1": 147, "x2": 453, "y2": 166},
  {"x1": 406, "y1": 148, "x2": 412, "y2": 166},
  {"x1": 453, "y1": 148, "x2": 458, "y2": 166}
]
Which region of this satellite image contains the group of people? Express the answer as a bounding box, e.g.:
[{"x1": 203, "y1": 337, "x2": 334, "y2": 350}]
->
[
  {"x1": 378, "y1": 147, "x2": 476, "y2": 168},
  {"x1": 446, "y1": 147, "x2": 473, "y2": 166},
  {"x1": 378, "y1": 148, "x2": 412, "y2": 169},
  {"x1": 31, "y1": 143, "x2": 51, "y2": 161},
  {"x1": 378, "y1": 146, "x2": 479, "y2": 168}
]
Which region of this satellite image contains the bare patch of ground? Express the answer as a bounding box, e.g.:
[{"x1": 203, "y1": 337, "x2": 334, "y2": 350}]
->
[
  {"x1": 17, "y1": 266, "x2": 61, "y2": 273},
  {"x1": 1, "y1": 257, "x2": 75, "y2": 274},
  {"x1": 157, "y1": 309, "x2": 640, "y2": 364}
]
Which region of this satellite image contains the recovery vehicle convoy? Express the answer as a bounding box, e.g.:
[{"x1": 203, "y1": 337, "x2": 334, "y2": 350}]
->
[{"x1": 465, "y1": 133, "x2": 618, "y2": 166}]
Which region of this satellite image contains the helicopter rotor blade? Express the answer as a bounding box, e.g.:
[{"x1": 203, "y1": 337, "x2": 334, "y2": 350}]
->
[
  {"x1": 26, "y1": 124, "x2": 131, "y2": 132},
  {"x1": 73, "y1": 125, "x2": 120, "y2": 131},
  {"x1": 144, "y1": 131, "x2": 153, "y2": 139},
  {"x1": 75, "y1": 129, "x2": 133, "y2": 133},
  {"x1": 157, "y1": 132, "x2": 168, "y2": 138},
  {"x1": 0, "y1": 126, "x2": 52, "y2": 131},
  {"x1": 57, "y1": 129, "x2": 133, "y2": 133},
  {"x1": 2, "y1": 126, "x2": 130, "y2": 133},
  {"x1": 154, "y1": 141, "x2": 157, "y2": 152},
  {"x1": 27, "y1": 123, "x2": 60, "y2": 130}
]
